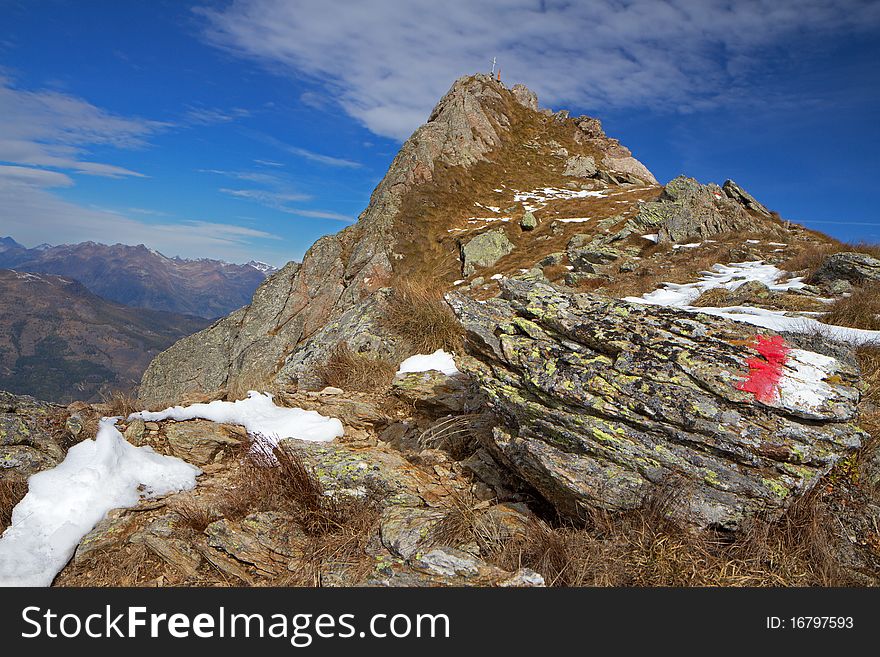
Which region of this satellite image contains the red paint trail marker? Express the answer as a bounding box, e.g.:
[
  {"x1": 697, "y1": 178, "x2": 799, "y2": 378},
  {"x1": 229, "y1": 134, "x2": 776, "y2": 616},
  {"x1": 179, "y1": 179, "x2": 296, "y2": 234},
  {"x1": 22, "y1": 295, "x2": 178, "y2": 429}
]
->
[{"x1": 736, "y1": 335, "x2": 790, "y2": 403}]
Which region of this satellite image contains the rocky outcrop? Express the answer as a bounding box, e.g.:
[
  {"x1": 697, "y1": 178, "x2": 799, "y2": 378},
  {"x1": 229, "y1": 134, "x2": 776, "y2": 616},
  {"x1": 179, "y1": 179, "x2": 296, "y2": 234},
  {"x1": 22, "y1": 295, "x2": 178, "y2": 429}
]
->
[
  {"x1": 811, "y1": 252, "x2": 880, "y2": 286},
  {"x1": 0, "y1": 391, "x2": 63, "y2": 477},
  {"x1": 138, "y1": 72, "x2": 658, "y2": 407},
  {"x1": 635, "y1": 175, "x2": 774, "y2": 243},
  {"x1": 461, "y1": 229, "x2": 515, "y2": 276},
  {"x1": 449, "y1": 279, "x2": 865, "y2": 529},
  {"x1": 139, "y1": 75, "x2": 514, "y2": 406},
  {"x1": 723, "y1": 180, "x2": 771, "y2": 217},
  {"x1": 562, "y1": 154, "x2": 597, "y2": 178}
]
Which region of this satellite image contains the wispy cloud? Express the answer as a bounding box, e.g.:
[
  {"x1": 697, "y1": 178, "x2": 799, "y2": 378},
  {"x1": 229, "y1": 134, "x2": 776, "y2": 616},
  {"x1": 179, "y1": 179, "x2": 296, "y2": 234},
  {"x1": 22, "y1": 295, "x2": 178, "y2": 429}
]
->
[
  {"x1": 280, "y1": 207, "x2": 354, "y2": 222},
  {"x1": 285, "y1": 145, "x2": 361, "y2": 168},
  {"x1": 198, "y1": 0, "x2": 880, "y2": 140},
  {"x1": 199, "y1": 168, "x2": 282, "y2": 185},
  {"x1": 219, "y1": 187, "x2": 312, "y2": 204},
  {"x1": 184, "y1": 105, "x2": 252, "y2": 126},
  {"x1": 254, "y1": 158, "x2": 284, "y2": 167},
  {"x1": 0, "y1": 164, "x2": 74, "y2": 188},
  {"x1": 0, "y1": 74, "x2": 168, "y2": 176}
]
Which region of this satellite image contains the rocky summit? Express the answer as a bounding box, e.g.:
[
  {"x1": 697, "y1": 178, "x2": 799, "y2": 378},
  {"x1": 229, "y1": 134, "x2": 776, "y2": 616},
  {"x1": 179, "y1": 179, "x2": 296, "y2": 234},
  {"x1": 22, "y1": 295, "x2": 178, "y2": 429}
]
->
[{"x1": 3, "y1": 73, "x2": 880, "y2": 588}]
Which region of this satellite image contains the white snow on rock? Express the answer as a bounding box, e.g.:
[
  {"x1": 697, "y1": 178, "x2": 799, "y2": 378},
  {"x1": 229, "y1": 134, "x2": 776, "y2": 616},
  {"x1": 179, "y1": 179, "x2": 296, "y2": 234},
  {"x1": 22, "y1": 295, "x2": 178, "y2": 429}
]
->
[
  {"x1": 625, "y1": 260, "x2": 880, "y2": 346},
  {"x1": 397, "y1": 350, "x2": 460, "y2": 376},
  {"x1": 672, "y1": 242, "x2": 702, "y2": 250},
  {"x1": 641, "y1": 233, "x2": 659, "y2": 243},
  {"x1": 777, "y1": 349, "x2": 840, "y2": 413},
  {"x1": 512, "y1": 187, "x2": 607, "y2": 212},
  {"x1": 131, "y1": 391, "x2": 344, "y2": 444},
  {"x1": 629, "y1": 261, "x2": 806, "y2": 307},
  {"x1": 0, "y1": 418, "x2": 199, "y2": 587},
  {"x1": 557, "y1": 217, "x2": 591, "y2": 223}
]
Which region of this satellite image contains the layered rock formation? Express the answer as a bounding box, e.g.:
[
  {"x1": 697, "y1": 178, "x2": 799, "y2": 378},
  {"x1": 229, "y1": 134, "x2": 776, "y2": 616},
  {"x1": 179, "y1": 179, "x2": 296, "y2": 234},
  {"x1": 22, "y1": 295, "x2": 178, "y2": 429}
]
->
[{"x1": 449, "y1": 279, "x2": 866, "y2": 529}]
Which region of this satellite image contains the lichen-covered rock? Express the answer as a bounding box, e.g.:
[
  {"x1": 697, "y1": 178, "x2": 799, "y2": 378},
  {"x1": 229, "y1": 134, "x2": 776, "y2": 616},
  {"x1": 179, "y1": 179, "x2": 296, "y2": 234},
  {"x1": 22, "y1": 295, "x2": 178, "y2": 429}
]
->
[
  {"x1": 566, "y1": 234, "x2": 625, "y2": 272},
  {"x1": 635, "y1": 175, "x2": 771, "y2": 243},
  {"x1": 723, "y1": 180, "x2": 771, "y2": 217},
  {"x1": 0, "y1": 391, "x2": 63, "y2": 478},
  {"x1": 811, "y1": 252, "x2": 880, "y2": 286},
  {"x1": 448, "y1": 279, "x2": 866, "y2": 529},
  {"x1": 520, "y1": 211, "x2": 538, "y2": 231},
  {"x1": 460, "y1": 229, "x2": 515, "y2": 276}
]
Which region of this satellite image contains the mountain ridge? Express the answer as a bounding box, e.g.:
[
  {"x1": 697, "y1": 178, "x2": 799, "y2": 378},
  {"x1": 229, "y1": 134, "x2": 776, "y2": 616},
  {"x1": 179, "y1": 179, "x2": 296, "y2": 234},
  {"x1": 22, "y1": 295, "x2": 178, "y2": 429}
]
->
[{"x1": 0, "y1": 239, "x2": 276, "y2": 318}]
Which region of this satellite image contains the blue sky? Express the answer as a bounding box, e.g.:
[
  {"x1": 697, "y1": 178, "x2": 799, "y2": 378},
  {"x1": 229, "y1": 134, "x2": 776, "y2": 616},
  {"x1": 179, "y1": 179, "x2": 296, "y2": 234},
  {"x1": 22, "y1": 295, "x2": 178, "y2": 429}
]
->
[{"x1": 0, "y1": 0, "x2": 878, "y2": 266}]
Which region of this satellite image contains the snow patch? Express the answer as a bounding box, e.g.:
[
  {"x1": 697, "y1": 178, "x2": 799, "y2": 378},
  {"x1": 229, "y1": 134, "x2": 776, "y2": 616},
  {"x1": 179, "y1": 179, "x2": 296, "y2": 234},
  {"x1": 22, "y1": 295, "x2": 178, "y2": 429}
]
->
[
  {"x1": 625, "y1": 260, "x2": 880, "y2": 345},
  {"x1": 397, "y1": 350, "x2": 459, "y2": 376},
  {"x1": 131, "y1": 392, "x2": 344, "y2": 445},
  {"x1": 0, "y1": 419, "x2": 199, "y2": 586}
]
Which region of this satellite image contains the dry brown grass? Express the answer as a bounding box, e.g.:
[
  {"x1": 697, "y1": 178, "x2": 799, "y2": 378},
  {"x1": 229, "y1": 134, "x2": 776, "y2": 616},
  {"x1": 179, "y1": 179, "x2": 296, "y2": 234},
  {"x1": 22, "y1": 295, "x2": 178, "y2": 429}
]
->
[
  {"x1": 486, "y1": 486, "x2": 850, "y2": 587},
  {"x1": 226, "y1": 436, "x2": 382, "y2": 585},
  {"x1": 317, "y1": 342, "x2": 397, "y2": 393},
  {"x1": 783, "y1": 240, "x2": 880, "y2": 279},
  {"x1": 0, "y1": 477, "x2": 28, "y2": 532},
  {"x1": 382, "y1": 279, "x2": 464, "y2": 353},
  {"x1": 822, "y1": 283, "x2": 880, "y2": 331},
  {"x1": 55, "y1": 542, "x2": 170, "y2": 587},
  {"x1": 101, "y1": 389, "x2": 139, "y2": 417},
  {"x1": 856, "y1": 346, "x2": 880, "y2": 405}
]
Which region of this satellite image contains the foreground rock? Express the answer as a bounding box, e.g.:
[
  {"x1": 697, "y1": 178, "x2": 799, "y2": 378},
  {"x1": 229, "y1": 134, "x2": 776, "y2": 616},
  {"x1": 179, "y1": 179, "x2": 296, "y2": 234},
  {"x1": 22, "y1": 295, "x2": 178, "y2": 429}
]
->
[
  {"x1": 0, "y1": 391, "x2": 63, "y2": 477},
  {"x1": 449, "y1": 279, "x2": 866, "y2": 529}
]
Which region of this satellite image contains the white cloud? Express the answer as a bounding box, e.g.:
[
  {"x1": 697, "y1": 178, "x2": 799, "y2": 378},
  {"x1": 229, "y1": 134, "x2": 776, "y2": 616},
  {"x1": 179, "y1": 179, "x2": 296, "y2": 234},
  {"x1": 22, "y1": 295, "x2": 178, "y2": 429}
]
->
[
  {"x1": 0, "y1": 165, "x2": 73, "y2": 188},
  {"x1": 197, "y1": 0, "x2": 880, "y2": 140},
  {"x1": 285, "y1": 145, "x2": 361, "y2": 168},
  {"x1": 0, "y1": 75, "x2": 168, "y2": 176},
  {"x1": 280, "y1": 208, "x2": 354, "y2": 222},
  {"x1": 219, "y1": 187, "x2": 312, "y2": 204},
  {"x1": 185, "y1": 105, "x2": 252, "y2": 126}
]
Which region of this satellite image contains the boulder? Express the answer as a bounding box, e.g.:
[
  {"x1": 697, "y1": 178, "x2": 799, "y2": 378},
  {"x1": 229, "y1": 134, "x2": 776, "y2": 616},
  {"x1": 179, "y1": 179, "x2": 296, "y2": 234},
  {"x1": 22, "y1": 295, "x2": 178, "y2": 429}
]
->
[
  {"x1": 460, "y1": 229, "x2": 515, "y2": 276},
  {"x1": 811, "y1": 252, "x2": 880, "y2": 286},
  {"x1": 162, "y1": 420, "x2": 242, "y2": 466},
  {"x1": 600, "y1": 155, "x2": 658, "y2": 185},
  {"x1": 566, "y1": 234, "x2": 625, "y2": 272},
  {"x1": 723, "y1": 180, "x2": 771, "y2": 217},
  {"x1": 511, "y1": 83, "x2": 538, "y2": 111},
  {"x1": 448, "y1": 279, "x2": 866, "y2": 529},
  {"x1": 562, "y1": 155, "x2": 597, "y2": 178},
  {"x1": 520, "y1": 211, "x2": 538, "y2": 231},
  {"x1": 636, "y1": 176, "x2": 768, "y2": 243}
]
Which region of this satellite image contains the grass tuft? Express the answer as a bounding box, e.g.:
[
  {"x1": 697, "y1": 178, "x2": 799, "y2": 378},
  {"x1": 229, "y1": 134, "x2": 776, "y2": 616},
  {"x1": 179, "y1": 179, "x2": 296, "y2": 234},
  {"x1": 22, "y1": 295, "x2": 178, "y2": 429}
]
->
[
  {"x1": 317, "y1": 342, "x2": 397, "y2": 393},
  {"x1": 0, "y1": 477, "x2": 28, "y2": 533},
  {"x1": 822, "y1": 283, "x2": 880, "y2": 331},
  {"x1": 382, "y1": 280, "x2": 464, "y2": 354}
]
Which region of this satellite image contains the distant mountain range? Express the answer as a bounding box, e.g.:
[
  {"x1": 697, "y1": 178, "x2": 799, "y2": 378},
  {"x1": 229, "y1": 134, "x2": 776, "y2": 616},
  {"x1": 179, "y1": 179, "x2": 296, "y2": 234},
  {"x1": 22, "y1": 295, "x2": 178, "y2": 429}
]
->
[
  {"x1": 0, "y1": 269, "x2": 210, "y2": 403},
  {"x1": 0, "y1": 238, "x2": 277, "y2": 319}
]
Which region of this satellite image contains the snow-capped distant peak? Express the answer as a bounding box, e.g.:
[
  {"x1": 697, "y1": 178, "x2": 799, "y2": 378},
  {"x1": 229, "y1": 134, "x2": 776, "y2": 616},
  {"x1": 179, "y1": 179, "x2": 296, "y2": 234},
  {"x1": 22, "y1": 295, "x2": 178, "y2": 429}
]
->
[{"x1": 247, "y1": 260, "x2": 277, "y2": 274}]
